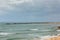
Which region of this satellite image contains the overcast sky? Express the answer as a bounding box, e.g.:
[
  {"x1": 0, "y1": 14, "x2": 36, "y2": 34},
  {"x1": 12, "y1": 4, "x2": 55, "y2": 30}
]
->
[{"x1": 0, "y1": 0, "x2": 60, "y2": 22}]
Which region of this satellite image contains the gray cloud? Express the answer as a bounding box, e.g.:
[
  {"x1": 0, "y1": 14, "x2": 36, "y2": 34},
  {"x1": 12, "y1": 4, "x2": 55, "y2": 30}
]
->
[{"x1": 0, "y1": 0, "x2": 60, "y2": 16}]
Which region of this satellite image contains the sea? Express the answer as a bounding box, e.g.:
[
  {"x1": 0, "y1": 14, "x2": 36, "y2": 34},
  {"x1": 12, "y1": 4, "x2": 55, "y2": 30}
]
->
[{"x1": 0, "y1": 23, "x2": 60, "y2": 40}]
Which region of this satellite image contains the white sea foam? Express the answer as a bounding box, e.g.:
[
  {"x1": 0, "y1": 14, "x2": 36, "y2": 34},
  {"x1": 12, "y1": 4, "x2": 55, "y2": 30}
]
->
[
  {"x1": 56, "y1": 30, "x2": 60, "y2": 31},
  {"x1": 30, "y1": 29, "x2": 38, "y2": 31},
  {"x1": 28, "y1": 34, "x2": 52, "y2": 40},
  {"x1": 32, "y1": 35, "x2": 59, "y2": 40},
  {"x1": 0, "y1": 32, "x2": 13, "y2": 35},
  {"x1": 40, "y1": 35, "x2": 50, "y2": 40},
  {"x1": 30, "y1": 29, "x2": 51, "y2": 31}
]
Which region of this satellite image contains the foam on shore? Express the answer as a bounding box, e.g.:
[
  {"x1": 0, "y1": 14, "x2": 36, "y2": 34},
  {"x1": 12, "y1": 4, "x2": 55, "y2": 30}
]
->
[{"x1": 33, "y1": 35, "x2": 60, "y2": 40}]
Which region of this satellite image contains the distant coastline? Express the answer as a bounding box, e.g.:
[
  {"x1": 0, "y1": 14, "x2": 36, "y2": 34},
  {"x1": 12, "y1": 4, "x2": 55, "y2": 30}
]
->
[
  {"x1": 3, "y1": 22, "x2": 60, "y2": 25},
  {"x1": 5, "y1": 22, "x2": 49, "y2": 25}
]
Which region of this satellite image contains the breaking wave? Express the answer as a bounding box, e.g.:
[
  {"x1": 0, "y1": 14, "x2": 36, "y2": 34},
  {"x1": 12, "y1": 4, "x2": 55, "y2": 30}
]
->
[{"x1": 0, "y1": 32, "x2": 13, "y2": 36}]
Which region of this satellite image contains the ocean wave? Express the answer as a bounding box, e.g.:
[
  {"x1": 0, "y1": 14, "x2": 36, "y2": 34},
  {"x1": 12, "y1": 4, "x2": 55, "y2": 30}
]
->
[
  {"x1": 6, "y1": 35, "x2": 59, "y2": 40},
  {"x1": 40, "y1": 30, "x2": 51, "y2": 31},
  {"x1": 29, "y1": 29, "x2": 38, "y2": 31},
  {"x1": 56, "y1": 30, "x2": 60, "y2": 31},
  {"x1": 41, "y1": 35, "x2": 60, "y2": 40},
  {"x1": 0, "y1": 32, "x2": 13, "y2": 36},
  {"x1": 29, "y1": 29, "x2": 51, "y2": 31},
  {"x1": 28, "y1": 33, "x2": 59, "y2": 40},
  {"x1": 32, "y1": 35, "x2": 58, "y2": 40}
]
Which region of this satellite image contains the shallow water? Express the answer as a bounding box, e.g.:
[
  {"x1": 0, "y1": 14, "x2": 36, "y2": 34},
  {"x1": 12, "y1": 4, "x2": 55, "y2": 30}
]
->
[{"x1": 0, "y1": 24, "x2": 59, "y2": 40}]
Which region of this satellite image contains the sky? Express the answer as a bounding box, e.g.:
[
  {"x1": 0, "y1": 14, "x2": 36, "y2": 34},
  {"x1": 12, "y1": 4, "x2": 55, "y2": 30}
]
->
[{"x1": 0, "y1": 0, "x2": 60, "y2": 22}]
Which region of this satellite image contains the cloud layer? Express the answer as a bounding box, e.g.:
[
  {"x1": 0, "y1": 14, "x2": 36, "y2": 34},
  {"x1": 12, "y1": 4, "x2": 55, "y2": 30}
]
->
[
  {"x1": 0, "y1": 0, "x2": 33, "y2": 9},
  {"x1": 0, "y1": 0, "x2": 60, "y2": 10},
  {"x1": 0, "y1": 0, "x2": 31, "y2": 15},
  {"x1": 0, "y1": 0, "x2": 60, "y2": 14},
  {"x1": 0, "y1": 0, "x2": 60, "y2": 22}
]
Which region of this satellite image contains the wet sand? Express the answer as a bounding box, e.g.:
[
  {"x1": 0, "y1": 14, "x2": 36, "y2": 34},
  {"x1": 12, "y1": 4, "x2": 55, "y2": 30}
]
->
[{"x1": 46, "y1": 35, "x2": 60, "y2": 40}]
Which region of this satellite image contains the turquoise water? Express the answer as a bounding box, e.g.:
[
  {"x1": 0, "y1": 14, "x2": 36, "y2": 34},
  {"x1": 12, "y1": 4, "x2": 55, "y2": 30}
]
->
[{"x1": 0, "y1": 24, "x2": 59, "y2": 40}]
